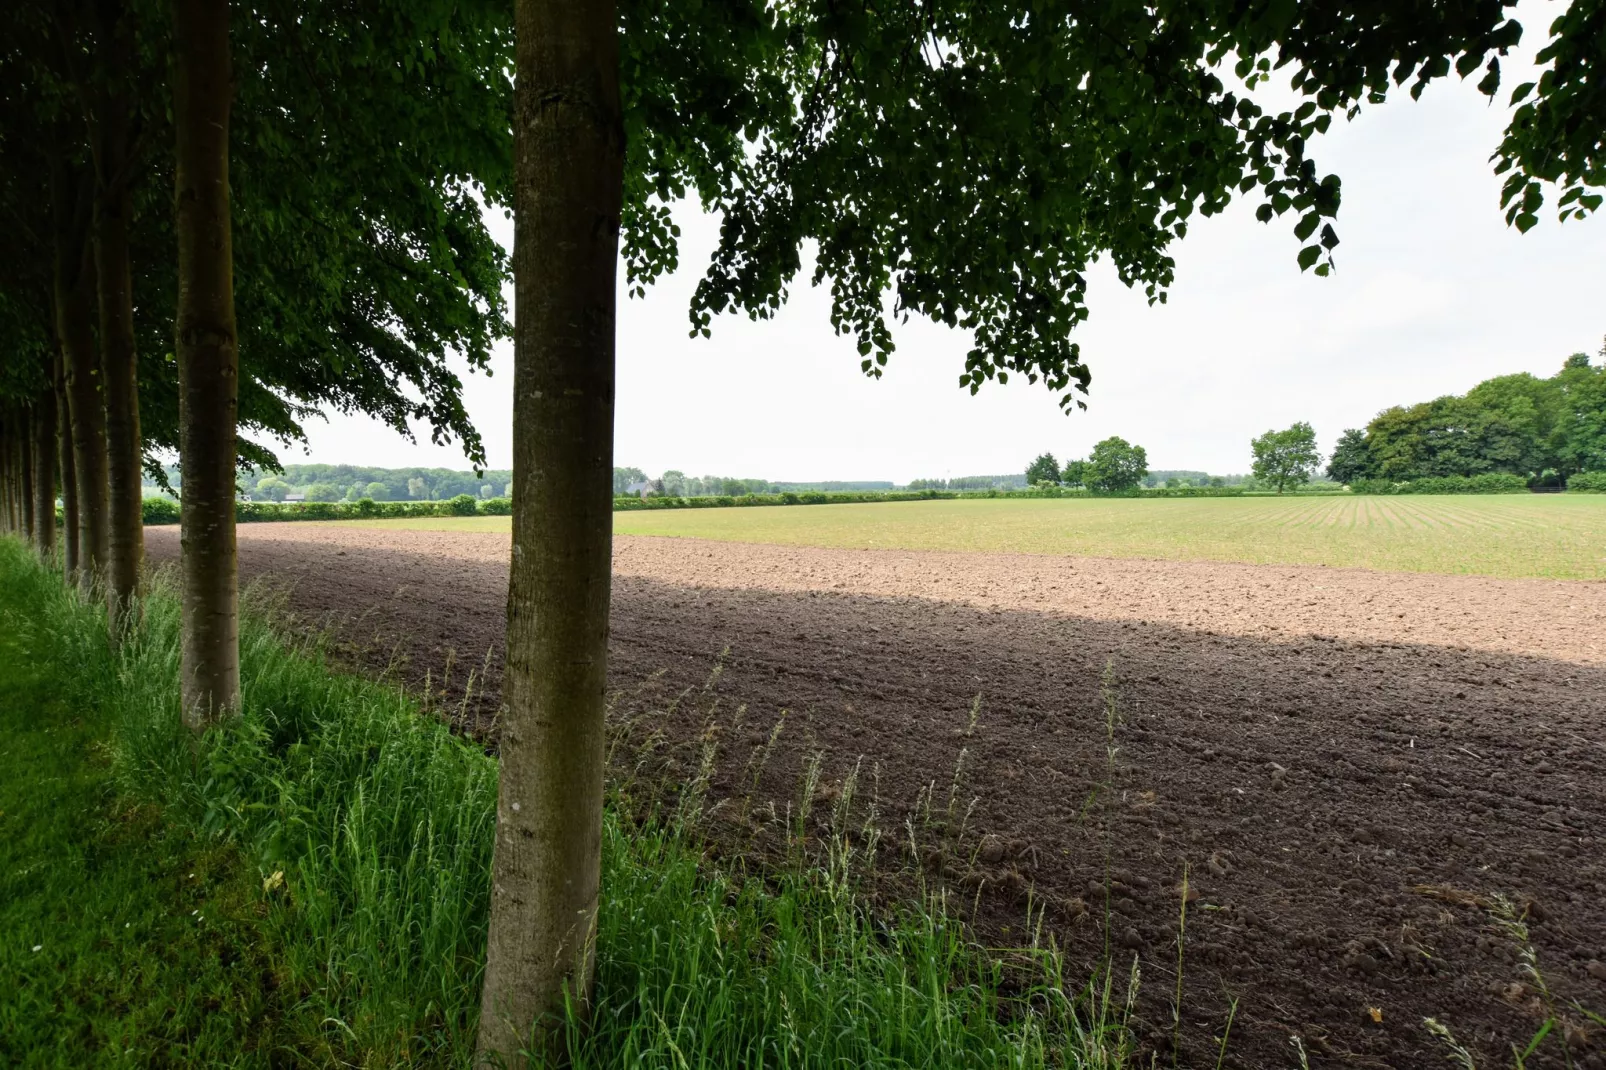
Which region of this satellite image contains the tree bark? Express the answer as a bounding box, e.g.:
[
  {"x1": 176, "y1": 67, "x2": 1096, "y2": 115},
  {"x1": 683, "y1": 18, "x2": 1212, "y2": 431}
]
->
[
  {"x1": 476, "y1": 0, "x2": 624, "y2": 1060},
  {"x1": 1, "y1": 412, "x2": 13, "y2": 534},
  {"x1": 172, "y1": 0, "x2": 240, "y2": 726},
  {"x1": 33, "y1": 388, "x2": 58, "y2": 561},
  {"x1": 20, "y1": 409, "x2": 35, "y2": 541},
  {"x1": 97, "y1": 155, "x2": 144, "y2": 640},
  {"x1": 55, "y1": 347, "x2": 80, "y2": 578},
  {"x1": 94, "y1": 0, "x2": 145, "y2": 641},
  {"x1": 53, "y1": 157, "x2": 110, "y2": 589}
]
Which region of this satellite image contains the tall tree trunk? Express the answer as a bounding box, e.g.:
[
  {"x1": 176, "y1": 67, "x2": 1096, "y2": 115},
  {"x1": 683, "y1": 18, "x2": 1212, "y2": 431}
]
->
[
  {"x1": 1, "y1": 412, "x2": 13, "y2": 533},
  {"x1": 33, "y1": 387, "x2": 58, "y2": 561},
  {"x1": 477, "y1": 0, "x2": 624, "y2": 1060},
  {"x1": 53, "y1": 158, "x2": 110, "y2": 589},
  {"x1": 20, "y1": 409, "x2": 35, "y2": 541},
  {"x1": 98, "y1": 162, "x2": 144, "y2": 640},
  {"x1": 62, "y1": 253, "x2": 109, "y2": 587},
  {"x1": 94, "y1": 0, "x2": 145, "y2": 641},
  {"x1": 172, "y1": 0, "x2": 240, "y2": 726},
  {"x1": 55, "y1": 347, "x2": 80, "y2": 578}
]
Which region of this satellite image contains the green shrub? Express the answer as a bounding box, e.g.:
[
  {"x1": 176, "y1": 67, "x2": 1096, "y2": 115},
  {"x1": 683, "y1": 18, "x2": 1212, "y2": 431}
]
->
[
  {"x1": 1350, "y1": 473, "x2": 1530, "y2": 495},
  {"x1": 352, "y1": 498, "x2": 380, "y2": 518},
  {"x1": 1567, "y1": 471, "x2": 1606, "y2": 492},
  {"x1": 477, "y1": 496, "x2": 513, "y2": 515},
  {"x1": 447, "y1": 494, "x2": 477, "y2": 516},
  {"x1": 141, "y1": 497, "x2": 180, "y2": 524}
]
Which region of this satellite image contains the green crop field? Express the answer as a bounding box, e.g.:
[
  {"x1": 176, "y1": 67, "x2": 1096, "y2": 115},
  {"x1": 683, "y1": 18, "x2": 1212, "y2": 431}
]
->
[{"x1": 336, "y1": 495, "x2": 1606, "y2": 580}]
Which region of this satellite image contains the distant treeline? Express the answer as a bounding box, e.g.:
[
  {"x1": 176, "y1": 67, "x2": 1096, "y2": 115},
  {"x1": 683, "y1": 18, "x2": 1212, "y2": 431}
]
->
[
  {"x1": 146, "y1": 463, "x2": 513, "y2": 503},
  {"x1": 905, "y1": 475, "x2": 1028, "y2": 491},
  {"x1": 1329, "y1": 347, "x2": 1606, "y2": 487}
]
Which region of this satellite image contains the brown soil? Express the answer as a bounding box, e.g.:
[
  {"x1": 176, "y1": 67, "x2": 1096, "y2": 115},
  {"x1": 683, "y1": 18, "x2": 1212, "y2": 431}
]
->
[{"x1": 146, "y1": 525, "x2": 1606, "y2": 1069}]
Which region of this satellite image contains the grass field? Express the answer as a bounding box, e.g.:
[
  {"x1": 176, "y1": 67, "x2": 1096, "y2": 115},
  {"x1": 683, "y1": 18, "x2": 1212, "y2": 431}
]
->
[{"x1": 337, "y1": 494, "x2": 1606, "y2": 580}]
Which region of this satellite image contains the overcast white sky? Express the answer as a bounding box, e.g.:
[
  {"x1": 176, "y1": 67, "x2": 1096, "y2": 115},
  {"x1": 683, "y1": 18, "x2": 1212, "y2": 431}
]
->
[{"x1": 299, "y1": 6, "x2": 1604, "y2": 481}]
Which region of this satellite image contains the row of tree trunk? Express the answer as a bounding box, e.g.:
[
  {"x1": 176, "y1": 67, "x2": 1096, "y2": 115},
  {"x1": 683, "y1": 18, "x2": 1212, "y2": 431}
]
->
[
  {"x1": 4, "y1": 0, "x2": 596, "y2": 1057},
  {"x1": 0, "y1": 375, "x2": 78, "y2": 572},
  {"x1": 1, "y1": 150, "x2": 147, "y2": 632},
  {"x1": 0, "y1": 12, "x2": 148, "y2": 646}
]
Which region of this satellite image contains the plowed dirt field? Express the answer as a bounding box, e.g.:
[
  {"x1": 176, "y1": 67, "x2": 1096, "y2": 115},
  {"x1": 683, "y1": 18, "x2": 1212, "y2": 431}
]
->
[{"x1": 146, "y1": 524, "x2": 1606, "y2": 1069}]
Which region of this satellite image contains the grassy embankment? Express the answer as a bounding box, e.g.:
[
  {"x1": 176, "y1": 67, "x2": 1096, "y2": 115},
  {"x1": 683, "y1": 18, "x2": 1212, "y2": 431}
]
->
[
  {"x1": 0, "y1": 535, "x2": 1134, "y2": 1068},
  {"x1": 335, "y1": 494, "x2": 1606, "y2": 580}
]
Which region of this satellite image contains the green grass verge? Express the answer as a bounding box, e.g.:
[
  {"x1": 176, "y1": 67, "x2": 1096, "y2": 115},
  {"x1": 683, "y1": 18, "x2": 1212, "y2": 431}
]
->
[
  {"x1": 0, "y1": 536, "x2": 1132, "y2": 1068},
  {"x1": 0, "y1": 559, "x2": 303, "y2": 1067}
]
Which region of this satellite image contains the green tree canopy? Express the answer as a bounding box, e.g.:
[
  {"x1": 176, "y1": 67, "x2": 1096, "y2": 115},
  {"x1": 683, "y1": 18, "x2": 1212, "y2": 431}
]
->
[
  {"x1": 1086, "y1": 437, "x2": 1148, "y2": 492},
  {"x1": 1326, "y1": 429, "x2": 1373, "y2": 483},
  {"x1": 1350, "y1": 349, "x2": 1605, "y2": 483},
  {"x1": 1251, "y1": 421, "x2": 1322, "y2": 493},
  {"x1": 1025, "y1": 453, "x2": 1061, "y2": 485}
]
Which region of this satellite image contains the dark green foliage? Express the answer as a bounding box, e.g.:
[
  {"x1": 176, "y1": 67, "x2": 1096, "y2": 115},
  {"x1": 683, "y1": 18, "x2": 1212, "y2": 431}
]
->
[
  {"x1": 1250, "y1": 422, "x2": 1322, "y2": 494},
  {"x1": 1061, "y1": 459, "x2": 1088, "y2": 488},
  {"x1": 1025, "y1": 453, "x2": 1061, "y2": 486},
  {"x1": 447, "y1": 493, "x2": 478, "y2": 516},
  {"x1": 1349, "y1": 473, "x2": 1530, "y2": 495},
  {"x1": 1494, "y1": 0, "x2": 1606, "y2": 231},
  {"x1": 1086, "y1": 437, "x2": 1149, "y2": 493},
  {"x1": 1345, "y1": 349, "x2": 1606, "y2": 483},
  {"x1": 1326, "y1": 429, "x2": 1375, "y2": 483},
  {"x1": 141, "y1": 497, "x2": 180, "y2": 525},
  {"x1": 1568, "y1": 471, "x2": 1606, "y2": 492}
]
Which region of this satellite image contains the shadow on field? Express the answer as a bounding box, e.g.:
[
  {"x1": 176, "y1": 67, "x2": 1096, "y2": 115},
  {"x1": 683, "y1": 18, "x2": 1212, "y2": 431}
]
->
[{"x1": 147, "y1": 530, "x2": 1606, "y2": 1070}]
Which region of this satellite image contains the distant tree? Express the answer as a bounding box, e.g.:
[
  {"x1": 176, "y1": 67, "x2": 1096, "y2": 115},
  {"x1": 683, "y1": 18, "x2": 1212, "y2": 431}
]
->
[
  {"x1": 1326, "y1": 429, "x2": 1374, "y2": 483},
  {"x1": 1025, "y1": 452, "x2": 1060, "y2": 485},
  {"x1": 1060, "y1": 459, "x2": 1088, "y2": 487},
  {"x1": 1554, "y1": 343, "x2": 1606, "y2": 475},
  {"x1": 254, "y1": 476, "x2": 290, "y2": 501},
  {"x1": 344, "y1": 483, "x2": 365, "y2": 501},
  {"x1": 503, "y1": 482, "x2": 513, "y2": 497},
  {"x1": 1086, "y1": 438, "x2": 1148, "y2": 492},
  {"x1": 721, "y1": 477, "x2": 747, "y2": 496},
  {"x1": 907, "y1": 478, "x2": 947, "y2": 490},
  {"x1": 660, "y1": 469, "x2": 687, "y2": 496},
  {"x1": 1251, "y1": 422, "x2": 1322, "y2": 493},
  {"x1": 481, "y1": 483, "x2": 496, "y2": 498},
  {"x1": 407, "y1": 477, "x2": 429, "y2": 500},
  {"x1": 304, "y1": 482, "x2": 343, "y2": 502},
  {"x1": 1209, "y1": 476, "x2": 1226, "y2": 488},
  {"x1": 365, "y1": 482, "x2": 389, "y2": 501},
  {"x1": 612, "y1": 466, "x2": 647, "y2": 495}
]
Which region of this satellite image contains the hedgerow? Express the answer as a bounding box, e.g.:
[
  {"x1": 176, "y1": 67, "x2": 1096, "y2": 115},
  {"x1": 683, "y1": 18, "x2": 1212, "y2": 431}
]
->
[
  {"x1": 1348, "y1": 473, "x2": 1531, "y2": 495},
  {"x1": 1567, "y1": 471, "x2": 1606, "y2": 492}
]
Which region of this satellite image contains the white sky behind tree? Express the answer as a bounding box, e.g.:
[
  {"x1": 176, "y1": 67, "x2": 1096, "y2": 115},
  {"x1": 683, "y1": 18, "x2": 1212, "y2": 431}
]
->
[{"x1": 299, "y1": 2, "x2": 1603, "y2": 482}]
